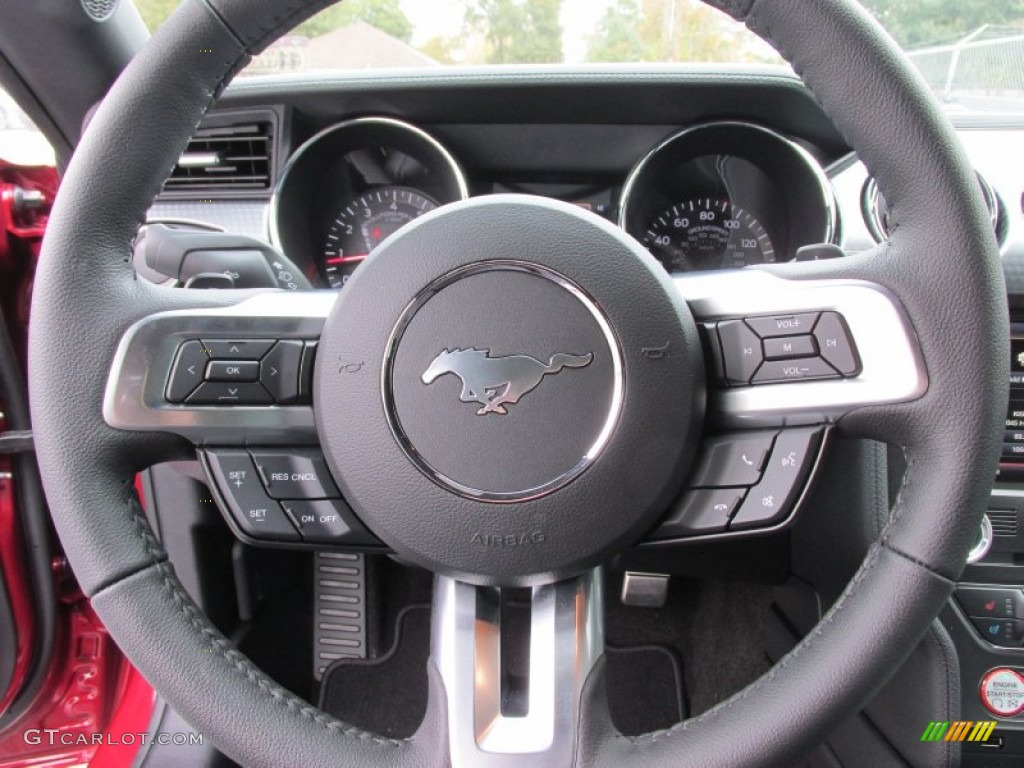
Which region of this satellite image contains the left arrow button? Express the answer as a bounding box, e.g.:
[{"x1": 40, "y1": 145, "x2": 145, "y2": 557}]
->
[{"x1": 165, "y1": 340, "x2": 208, "y2": 403}]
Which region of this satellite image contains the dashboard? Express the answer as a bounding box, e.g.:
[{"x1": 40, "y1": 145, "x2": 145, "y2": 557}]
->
[{"x1": 148, "y1": 67, "x2": 1019, "y2": 299}]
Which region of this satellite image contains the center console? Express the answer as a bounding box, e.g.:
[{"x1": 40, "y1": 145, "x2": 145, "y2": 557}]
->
[{"x1": 945, "y1": 325, "x2": 1024, "y2": 763}]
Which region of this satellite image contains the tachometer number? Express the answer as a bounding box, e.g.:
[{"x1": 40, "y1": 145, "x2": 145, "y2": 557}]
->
[{"x1": 322, "y1": 186, "x2": 439, "y2": 288}]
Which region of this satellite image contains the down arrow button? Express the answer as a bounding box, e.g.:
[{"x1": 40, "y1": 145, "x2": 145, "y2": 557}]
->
[{"x1": 261, "y1": 341, "x2": 304, "y2": 404}]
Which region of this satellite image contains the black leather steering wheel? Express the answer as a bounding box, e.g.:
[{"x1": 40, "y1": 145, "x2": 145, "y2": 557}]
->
[{"x1": 28, "y1": 0, "x2": 1008, "y2": 765}]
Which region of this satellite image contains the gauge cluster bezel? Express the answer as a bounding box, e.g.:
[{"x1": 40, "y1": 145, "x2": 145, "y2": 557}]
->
[
  {"x1": 618, "y1": 121, "x2": 838, "y2": 273},
  {"x1": 267, "y1": 117, "x2": 842, "y2": 285},
  {"x1": 269, "y1": 117, "x2": 468, "y2": 288}
]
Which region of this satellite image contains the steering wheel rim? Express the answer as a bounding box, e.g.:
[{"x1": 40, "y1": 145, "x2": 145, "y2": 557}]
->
[{"x1": 28, "y1": 0, "x2": 1007, "y2": 765}]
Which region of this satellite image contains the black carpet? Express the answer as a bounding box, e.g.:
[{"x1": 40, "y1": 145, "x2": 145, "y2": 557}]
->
[
  {"x1": 605, "y1": 644, "x2": 686, "y2": 734},
  {"x1": 318, "y1": 597, "x2": 690, "y2": 737},
  {"x1": 319, "y1": 604, "x2": 431, "y2": 739}
]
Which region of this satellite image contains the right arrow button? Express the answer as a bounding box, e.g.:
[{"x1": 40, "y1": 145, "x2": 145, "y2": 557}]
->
[{"x1": 261, "y1": 340, "x2": 304, "y2": 404}]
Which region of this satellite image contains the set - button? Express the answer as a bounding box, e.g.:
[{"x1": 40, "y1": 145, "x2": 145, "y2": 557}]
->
[{"x1": 203, "y1": 448, "x2": 381, "y2": 549}]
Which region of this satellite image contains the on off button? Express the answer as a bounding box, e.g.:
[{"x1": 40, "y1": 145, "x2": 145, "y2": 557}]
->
[{"x1": 980, "y1": 667, "x2": 1024, "y2": 717}]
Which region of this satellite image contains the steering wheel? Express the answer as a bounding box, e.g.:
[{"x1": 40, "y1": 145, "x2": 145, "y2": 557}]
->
[{"x1": 29, "y1": 0, "x2": 1007, "y2": 765}]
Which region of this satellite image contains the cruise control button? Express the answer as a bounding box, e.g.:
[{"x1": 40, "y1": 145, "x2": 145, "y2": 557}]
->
[
  {"x1": 971, "y1": 617, "x2": 1024, "y2": 647},
  {"x1": 650, "y1": 489, "x2": 744, "y2": 539},
  {"x1": 717, "y1": 320, "x2": 763, "y2": 385},
  {"x1": 746, "y1": 313, "x2": 820, "y2": 338},
  {"x1": 205, "y1": 451, "x2": 299, "y2": 541},
  {"x1": 814, "y1": 313, "x2": 860, "y2": 376},
  {"x1": 753, "y1": 358, "x2": 839, "y2": 384},
  {"x1": 763, "y1": 336, "x2": 817, "y2": 360},
  {"x1": 261, "y1": 341, "x2": 303, "y2": 404},
  {"x1": 981, "y1": 668, "x2": 1024, "y2": 717},
  {"x1": 187, "y1": 382, "x2": 273, "y2": 405},
  {"x1": 957, "y1": 586, "x2": 1023, "y2": 620},
  {"x1": 282, "y1": 500, "x2": 381, "y2": 546},
  {"x1": 730, "y1": 427, "x2": 822, "y2": 530},
  {"x1": 251, "y1": 449, "x2": 340, "y2": 500},
  {"x1": 166, "y1": 340, "x2": 208, "y2": 403},
  {"x1": 205, "y1": 360, "x2": 259, "y2": 382},
  {"x1": 201, "y1": 339, "x2": 275, "y2": 360},
  {"x1": 690, "y1": 431, "x2": 777, "y2": 488}
]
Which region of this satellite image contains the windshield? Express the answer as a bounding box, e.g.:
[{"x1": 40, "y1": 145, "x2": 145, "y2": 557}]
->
[{"x1": 136, "y1": 0, "x2": 1024, "y2": 112}]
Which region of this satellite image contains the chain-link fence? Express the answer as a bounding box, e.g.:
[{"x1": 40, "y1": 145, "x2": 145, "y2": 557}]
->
[{"x1": 907, "y1": 26, "x2": 1024, "y2": 109}]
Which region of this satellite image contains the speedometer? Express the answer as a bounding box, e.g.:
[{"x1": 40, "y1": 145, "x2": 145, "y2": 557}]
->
[
  {"x1": 322, "y1": 186, "x2": 439, "y2": 288},
  {"x1": 642, "y1": 198, "x2": 776, "y2": 272}
]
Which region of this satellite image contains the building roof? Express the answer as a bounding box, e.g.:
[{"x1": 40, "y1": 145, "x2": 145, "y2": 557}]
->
[{"x1": 306, "y1": 21, "x2": 439, "y2": 71}]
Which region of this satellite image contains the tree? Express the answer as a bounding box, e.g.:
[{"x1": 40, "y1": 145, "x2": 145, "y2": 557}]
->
[
  {"x1": 420, "y1": 36, "x2": 462, "y2": 65},
  {"x1": 586, "y1": 0, "x2": 777, "y2": 64},
  {"x1": 466, "y1": 0, "x2": 564, "y2": 64},
  {"x1": 859, "y1": 0, "x2": 1024, "y2": 47},
  {"x1": 133, "y1": 0, "x2": 180, "y2": 31},
  {"x1": 587, "y1": 0, "x2": 646, "y2": 63},
  {"x1": 133, "y1": 0, "x2": 413, "y2": 42}
]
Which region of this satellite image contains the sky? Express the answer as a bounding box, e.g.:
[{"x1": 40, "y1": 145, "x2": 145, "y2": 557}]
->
[{"x1": 401, "y1": 0, "x2": 617, "y2": 62}]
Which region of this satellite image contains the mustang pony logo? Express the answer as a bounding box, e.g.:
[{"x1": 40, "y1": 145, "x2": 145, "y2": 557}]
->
[{"x1": 421, "y1": 348, "x2": 594, "y2": 415}]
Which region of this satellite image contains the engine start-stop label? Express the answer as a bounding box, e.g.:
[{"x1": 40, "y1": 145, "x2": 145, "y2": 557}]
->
[{"x1": 981, "y1": 668, "x2": 1024, "y2": 717}]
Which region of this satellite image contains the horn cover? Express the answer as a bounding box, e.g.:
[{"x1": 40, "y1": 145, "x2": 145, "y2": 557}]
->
[{"x1": 315, "y1": 195, "x2": 704, "y2": 585}]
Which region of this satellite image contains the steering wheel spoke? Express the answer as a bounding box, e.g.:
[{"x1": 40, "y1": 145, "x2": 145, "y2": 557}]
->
[
  {"x1": 639, "y1": 258, "x2": 928, "y2": 546},
  {"x1": 677, "y1": 260, "x2": 926, "y2": 430},
  {"x1": 104, "y1": 289, "x2": 334, "y2": 446},
  {"x1": 432, "y1": 569, "x2": 603, "y2": 767}
]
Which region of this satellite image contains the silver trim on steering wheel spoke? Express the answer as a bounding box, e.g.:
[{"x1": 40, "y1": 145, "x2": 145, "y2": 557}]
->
[
  {"x1": 432, "y1": 570, "x2": 603, "y2": 768},
  {"x1": 103, "y1": 291, "x2": 336, "y2": 445},
  {"x1": 676, "y1": 269, "x2": 927, "y2": 428}
]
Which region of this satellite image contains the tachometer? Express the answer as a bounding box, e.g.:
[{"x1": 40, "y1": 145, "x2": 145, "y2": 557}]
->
[
  {"x1": 322, "y1": 186, "x2": 438, "y2": 288},
  {"x1": 642, "y1": 198, "x2": 776, "y2": 272}
]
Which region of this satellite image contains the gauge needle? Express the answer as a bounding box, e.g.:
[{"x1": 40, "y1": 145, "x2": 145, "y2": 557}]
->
[{"x1": 325, "y1": 254, "x2": 368, "y2": 265}]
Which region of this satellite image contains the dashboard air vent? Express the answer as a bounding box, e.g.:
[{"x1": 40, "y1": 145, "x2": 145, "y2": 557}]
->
[
  {"x1": 987, "y1": 510, "x2": 1018, "y2": 538},
  {"x1": 164, "y1": 122, "x2": 273, "y2": 194}
]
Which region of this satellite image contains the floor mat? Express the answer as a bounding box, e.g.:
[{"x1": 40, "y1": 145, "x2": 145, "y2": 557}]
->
[
  {"x1": 319, "y1": 604, "x2": 430, "y2": 739},
  {"x1": 605, "y1": 644, "x2": 686, "y2": 735},
  {"x1": 319, "y1": 599, "x2": 686, "y2": 739}
]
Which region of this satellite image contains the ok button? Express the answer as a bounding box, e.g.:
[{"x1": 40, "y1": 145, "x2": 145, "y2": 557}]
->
[{"x1": 206, "y1": 360, "x2": 260, "y2": 382}]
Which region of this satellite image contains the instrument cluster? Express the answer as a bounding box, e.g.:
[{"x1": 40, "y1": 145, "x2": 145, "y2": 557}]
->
[{"x1": 270, "y1": 118, "x2": 838, "y2": 288}]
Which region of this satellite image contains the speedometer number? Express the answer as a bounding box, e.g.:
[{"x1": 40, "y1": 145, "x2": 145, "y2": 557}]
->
[{"x1": 642, "y1": 198, "x2": 776, "y2": 273}]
